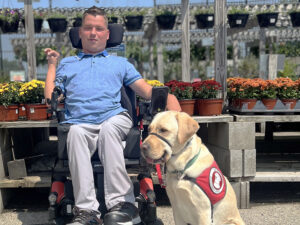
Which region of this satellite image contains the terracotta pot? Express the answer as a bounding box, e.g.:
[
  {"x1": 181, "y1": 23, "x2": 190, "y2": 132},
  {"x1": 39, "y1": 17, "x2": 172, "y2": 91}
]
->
[
  {"x1": 261, "y1": 98, "x2": 277, "y2": 110},
  {"x1": 179, "y1": 99, "x2": 196, "y2": 116},
  {"x1": 18, "y1": 104, "x2": 27, "y2": 120},
  {"x1": 25, "y1": 104, "x2": 48, "y2": 120},
  {"x1": 280, "y1": 99, "x2": 298, "y2": 109},
  {"x1": 238, "y1": 99, "x2": 257, "y2": 109},
  {"x1": 0, "y1": 105, "x2": 19, "y2": 121},
  {"x1": 197, "y1": 99, "x2": 223, "y2": 116}
]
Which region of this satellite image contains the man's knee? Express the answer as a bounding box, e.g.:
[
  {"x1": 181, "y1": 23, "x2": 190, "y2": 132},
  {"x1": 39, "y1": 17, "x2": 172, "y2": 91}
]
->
[{"x1": 68, "y1": 125, "x2": 85, "y2": 141}]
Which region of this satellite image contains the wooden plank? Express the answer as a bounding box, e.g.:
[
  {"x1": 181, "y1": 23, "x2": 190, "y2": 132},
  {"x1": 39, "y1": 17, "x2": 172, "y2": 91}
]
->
[
  {"x1": 0, "y1": 176, "x2": 51, "y2": 188},
  {"x1": 234, "y1": 115, "x2": 300, "y2": 123},
  {"x1": 214, "y1": 0, "x2": 227, "y2": 98},
  {"x1": 0, "y1": 120, "x2": 58, "y2": 128},
  {"x1": 157, "y1": 31, "x2": 164, "y2": 83},
  {"x1": 24, "y1": 0, "x2": 37, "y2": 80},
  {"x1": 181, "y1": 0, "x2": 190, "y2": 82}
]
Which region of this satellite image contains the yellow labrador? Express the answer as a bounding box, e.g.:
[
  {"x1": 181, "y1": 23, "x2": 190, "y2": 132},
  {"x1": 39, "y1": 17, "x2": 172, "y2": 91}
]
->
[{"x1": 141, "y1": 111, "x2": 245, "y2": 225}]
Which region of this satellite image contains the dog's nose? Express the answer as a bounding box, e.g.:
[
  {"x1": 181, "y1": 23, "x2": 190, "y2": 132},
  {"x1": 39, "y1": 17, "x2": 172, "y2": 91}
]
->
[{"x1": 141, "y1": 143, "x2": 150, "y2": 152}]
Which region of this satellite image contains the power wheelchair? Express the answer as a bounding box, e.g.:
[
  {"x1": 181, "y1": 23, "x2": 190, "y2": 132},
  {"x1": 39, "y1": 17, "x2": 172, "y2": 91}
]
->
[{"x1": 47, "y1": 24, "x2": 169, "y2": 225}]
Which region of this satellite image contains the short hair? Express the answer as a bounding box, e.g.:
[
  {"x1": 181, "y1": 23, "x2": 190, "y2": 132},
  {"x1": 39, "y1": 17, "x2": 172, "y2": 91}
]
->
[{"x1": 82, "y1": 6, "x2": 108, "y2": 27}]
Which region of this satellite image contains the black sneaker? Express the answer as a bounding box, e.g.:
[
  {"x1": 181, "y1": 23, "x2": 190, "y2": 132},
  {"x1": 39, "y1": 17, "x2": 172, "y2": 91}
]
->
[
  {"x1": 67, "y1": 207, "x2": 103, "y2": 225},
  {"x1": 104, "y1": 202, "x2": 142, "y2": 225}
]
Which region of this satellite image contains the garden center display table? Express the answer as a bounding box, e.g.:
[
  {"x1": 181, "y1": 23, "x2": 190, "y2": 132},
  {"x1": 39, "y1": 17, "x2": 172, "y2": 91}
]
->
[
  {"x1": 233, "y1": 114, "x2": 300, "y2": 183},
  {"x1": 3, "y1": 115, "x2": 293, "y2": 211}
]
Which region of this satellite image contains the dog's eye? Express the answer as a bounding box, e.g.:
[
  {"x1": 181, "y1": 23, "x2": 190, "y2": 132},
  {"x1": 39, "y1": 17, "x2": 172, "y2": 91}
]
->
[{"x1": 159, "y1": 128, "x2": 168, "y2": 133}]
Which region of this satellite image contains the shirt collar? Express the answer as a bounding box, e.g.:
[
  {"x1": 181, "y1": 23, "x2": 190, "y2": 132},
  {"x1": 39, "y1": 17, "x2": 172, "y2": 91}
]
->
[{"x1": 77, "y1": 50, "x2": 108, "y2": 59}]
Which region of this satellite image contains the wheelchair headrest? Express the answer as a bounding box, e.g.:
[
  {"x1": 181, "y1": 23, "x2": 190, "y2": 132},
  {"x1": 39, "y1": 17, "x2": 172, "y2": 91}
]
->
[{"x1": 69, "y1": 23, "x2": 124, "y2": 49}]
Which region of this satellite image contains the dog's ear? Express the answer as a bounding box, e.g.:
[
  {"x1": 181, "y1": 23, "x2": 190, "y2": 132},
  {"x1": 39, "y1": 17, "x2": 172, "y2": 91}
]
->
[{"x1": 175, "y1": 112, "x2": 199, "y2": 144}]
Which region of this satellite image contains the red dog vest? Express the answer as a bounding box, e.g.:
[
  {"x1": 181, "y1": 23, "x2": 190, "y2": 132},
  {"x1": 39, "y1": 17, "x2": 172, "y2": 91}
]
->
[{"x1": 185, "y1": 160, "x2": 226, "y2": 205}]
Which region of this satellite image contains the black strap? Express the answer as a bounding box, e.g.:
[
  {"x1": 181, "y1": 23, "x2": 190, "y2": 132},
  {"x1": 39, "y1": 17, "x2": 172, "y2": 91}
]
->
[{"x1": 148, "y1": 132, "x2": 172, "y2": 148}]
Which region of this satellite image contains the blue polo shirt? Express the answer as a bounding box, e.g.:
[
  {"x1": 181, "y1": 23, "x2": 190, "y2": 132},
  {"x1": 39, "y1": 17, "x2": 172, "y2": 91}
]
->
[{"x1": 55, "y1": 50, "x2": 142, "y2": 124}]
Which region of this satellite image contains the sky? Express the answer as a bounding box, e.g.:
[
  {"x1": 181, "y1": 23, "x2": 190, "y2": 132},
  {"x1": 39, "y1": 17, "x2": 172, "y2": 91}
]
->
[{"x1": 0, "y1": 0, "x2": 212, "y2": 9}]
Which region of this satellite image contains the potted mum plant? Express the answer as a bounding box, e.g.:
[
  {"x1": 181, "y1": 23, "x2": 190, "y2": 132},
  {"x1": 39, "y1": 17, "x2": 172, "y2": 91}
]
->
[
  {"x1": 194, "y1": 6, "x2": 214, "y2": 29},
  {"x1": 275, "y1": 77, "x2": 299, "y2": 109},
  {"x1": 19, "y1": 80, "x2": 48, "y2": 120},
  {"x1": 193, "y1": 79, "x2": 223, "y2": 116},
  {"x1": 155, "y1": 8, "x2": 177, "y2": 30},
  {"x1": 258, "y1": 79, "x2": 278, "y2": 110},
  {"x1": 227, "y1": 77, "x2": 260, "y2": 109},
  {"x1": 0, "y1": 82, "x2": 20, "y2": 121},
  {"x1": 165, "y1": 80, "x2": 195, "y2": 116},
  {"x1": 227, "y1": 7, "x2": 249, "y2": 28},
  {"x1": 0, "y1": 8, "x2": 21, "y2": 33}
]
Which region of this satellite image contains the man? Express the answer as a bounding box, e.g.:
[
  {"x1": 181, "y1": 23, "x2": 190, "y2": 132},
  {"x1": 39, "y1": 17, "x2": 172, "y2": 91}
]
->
[{"x1": 45, "y1": 6, "x2": 181, "y2": 225}]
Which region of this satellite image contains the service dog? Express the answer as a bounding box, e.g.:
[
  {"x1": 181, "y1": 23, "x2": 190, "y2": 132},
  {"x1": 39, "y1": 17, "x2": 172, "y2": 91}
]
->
[{"x1": 141, "y1": 111, "x2": 245, "y2": 225}]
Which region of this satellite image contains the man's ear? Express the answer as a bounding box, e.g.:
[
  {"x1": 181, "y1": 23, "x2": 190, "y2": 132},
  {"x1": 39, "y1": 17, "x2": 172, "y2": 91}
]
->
[{"x1": 175, "y1": 112, "x2": 199, "y2": 144}]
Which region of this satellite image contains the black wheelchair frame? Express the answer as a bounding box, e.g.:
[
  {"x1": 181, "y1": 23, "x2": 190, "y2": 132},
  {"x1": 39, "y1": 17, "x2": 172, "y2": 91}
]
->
[{"x1": 47, "y1": 24, "x2": 169, "y2": 225}]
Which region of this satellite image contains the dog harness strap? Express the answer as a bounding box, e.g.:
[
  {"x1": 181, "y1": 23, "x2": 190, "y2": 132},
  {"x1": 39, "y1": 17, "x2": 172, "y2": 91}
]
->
[
  {"x1": 148, "y1": 132, "x2": 172, "y2": 147},
  {"x1": 185, "y1": 161, "x2": 226, "y2": 205}
]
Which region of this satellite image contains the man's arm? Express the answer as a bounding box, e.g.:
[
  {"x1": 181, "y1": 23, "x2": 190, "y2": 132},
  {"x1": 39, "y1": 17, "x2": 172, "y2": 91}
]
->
[
  {"x1": 44, "y1": 48, "x2": 60, "y2": 101},
  {"x1": 129, "y1": 79, "x2": 181, "y2": 111}
]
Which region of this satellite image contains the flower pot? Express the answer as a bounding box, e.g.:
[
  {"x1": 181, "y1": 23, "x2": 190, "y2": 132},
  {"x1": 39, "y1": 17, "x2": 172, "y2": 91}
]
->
[
  {"x1": 124, "y1": 16, "x2": 143, "y2": 31},
  {"x1": 289, "y1": 12, "x2": 300, "y2": 27},
  {"x1": 237, "y1": 99, "x2": 257, "y2": 109},
  {"x1": 195, "y1": 14, "x2": 214, "y2": 29},
  {"x1": 22, "y1": 18, "x2": 43, "y2": 33},
  {"x1": 256, "y1": 13, "x2": 278, "y2": 28},
  {"x1": 156, "y1": 15, "x2": 177, "y2": 30},
  {"x1": 108, "y1": 17, "x2": 118, "y2": 24},
  {"x1": 0, "y1": 105, "x2": 19, "y2": 121},
  {"x1": 47, "y1": 18, "x2": 68, "y2": 32},
  {"x1": 228, "y1": 13, "x2": 249, "y2": 28},
  {"x1": 25, "y1": 104, "x2": 48, "y2": 120},
  {"x1": 0, "y1": 20, "x2": 20, "y2": 33},
  {"x1": 179, "y1": 99, "x2": 196, "y2": 116},
  {"x1": 18, "y1": 104, "x2": 27, "y2": 120},
  {"x1": 280, "y1": 99, "x2": 298, "y2": 109},
  {"x1": 261, "y1": 98, "x2": 277, "y2": 110},
  {"x1": 197, "y1": 99, "x2": 223, "y2": 116},
  {"x1": 72, "y1": 17, "x2": 82, "y2": 27}
]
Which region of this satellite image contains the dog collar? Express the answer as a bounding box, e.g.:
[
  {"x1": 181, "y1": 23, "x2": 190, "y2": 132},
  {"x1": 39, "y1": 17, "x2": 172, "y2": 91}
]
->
[
  {"x1": 170, "y1": 147, "x2": 201, "y2": 179},
  {"x1": 148, "y1": 132, "x2": 172, "y2": 148}
]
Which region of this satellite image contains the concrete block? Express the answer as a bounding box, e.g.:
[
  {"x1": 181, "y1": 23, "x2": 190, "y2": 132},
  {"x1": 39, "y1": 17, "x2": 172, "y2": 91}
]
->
[
  {"x1": 207, "y1": 122, "x2": 255, "y2": 150},
  {"x1": 230, "y1": 180, "x2": 250, "y2": 209},
  {"x1": 243, "y1": 149, "x2": 256, "y2": 177},
  {"x1": 207, "y1": 144, "x2": 256, "y2": 178}
]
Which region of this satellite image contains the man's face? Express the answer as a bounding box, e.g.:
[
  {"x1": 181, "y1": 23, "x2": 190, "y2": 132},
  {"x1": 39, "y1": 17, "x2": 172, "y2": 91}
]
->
[{"x1": 79, "y1": 14, "x2": 110, "y2": 54}]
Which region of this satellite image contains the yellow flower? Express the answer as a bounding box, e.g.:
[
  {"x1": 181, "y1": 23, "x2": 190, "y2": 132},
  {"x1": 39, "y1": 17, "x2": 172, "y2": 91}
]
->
[
  {"x1": 28, "y1": 87, "x2": 33, "y2": 90},
  {"x1": 20, "y1": 92, "x2": 24, "y2": 96}
]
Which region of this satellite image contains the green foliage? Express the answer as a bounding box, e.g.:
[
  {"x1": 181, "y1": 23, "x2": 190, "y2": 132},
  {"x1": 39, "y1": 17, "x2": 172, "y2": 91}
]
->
[
  {"x1": 277, "y1": 60, "x2": 297, "y2": 80},
  {"x1": 228, "y1": 7, "x2": 249, "y2": 15},
  {"x1": 46, "y1": 11, "x2": 67, "y2": 19},
  {"x1": 276, "y1": 42, "x2": 300, "y2": 57},
  {"x1": 121, "y1": 9, "x2": 146, "y2": 17},
  {"x1": 193, "y1": 6, "x2": 214, "y2": 15},
  {"x1": 0, "y1": 8, "x2": 21, "y2": 23},
  {"x1": 14, "y1": 46, "x2": 78, "y2": 66},
  {"x1": 237, "y1": 54, "x2": 259, "y2": 78},
  {"x1": 155, "y1": 8, "x2": 177, "y2": 16},
  {"x1": 0, "y1": 82, "x2": 22, "y2": 106}
]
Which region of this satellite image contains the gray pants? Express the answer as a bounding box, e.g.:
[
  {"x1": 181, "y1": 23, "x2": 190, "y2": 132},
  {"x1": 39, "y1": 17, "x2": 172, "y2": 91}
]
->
[{"x1": 66, "y1": 113, "x2": 135, "y2": 211}]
